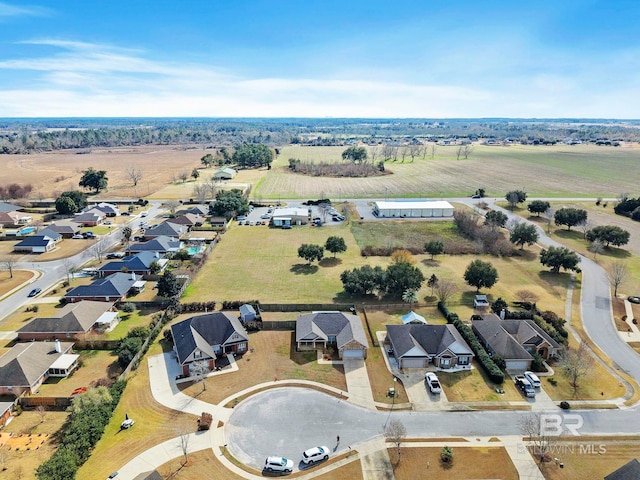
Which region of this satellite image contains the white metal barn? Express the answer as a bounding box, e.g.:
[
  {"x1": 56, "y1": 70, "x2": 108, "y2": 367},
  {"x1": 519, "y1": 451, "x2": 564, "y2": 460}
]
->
[{"x1": 373, "y1": 200, "x2": 454, "y2": 218}]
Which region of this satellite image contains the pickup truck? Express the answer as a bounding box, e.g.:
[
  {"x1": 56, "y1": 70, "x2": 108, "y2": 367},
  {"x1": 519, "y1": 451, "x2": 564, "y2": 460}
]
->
[{"x1": 515, "y1": 375, "x2": 536, "y2": 398}]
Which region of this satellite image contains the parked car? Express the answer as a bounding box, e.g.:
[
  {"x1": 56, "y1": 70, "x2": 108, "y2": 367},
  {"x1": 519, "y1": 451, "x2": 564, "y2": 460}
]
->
[
  {"x1": 260, "y1": 213, "x2": 271, "y2": 219},
  {"x1": 140, "y1": 211, "x2": 148, "y2": 217},
  {"x1": 107, "y1": 472, "x2": 119, "y2": 479},
  {"x1": 28, "y1": 287, "x2": 42, "y2": 297},
  {"x1": 106, "y1": 253, "x2": 124, "y2": 259},
  {"x1": 302, "y1": 446, "x2": 329, "y2": 464},
  {"x1": 121, "y1": 212, "x2": 130, "y2": 216},
  {"x1": 282, "y1": 225, "x2": 292, "y2": 229},
  {"x1": 524, "y1": 371, "x2": 541, "y2": 388},
  {"x1": 425, "y1": 372, "x2": 442, "y2": 394},
  {"x1": 628, "y1": 296, "x2": 640, "y2": 304},
  {"x1": 104, "y1": 220, "x2": 112, "y2": 226},
  {"x1": 83, "y1": 231, "x2": 95, "y2": 239},
  {"x1": 72, "y1": 234, "x2": 84, "y2": 239},
  {"x1": 471, "y1": 194, "x2": 481, "y2": 199},
  {"x1": 515, "y1": 375, "x2": 536, "y2": 398},
  {"x1": 264, "y1": 456, "x2": 293, "y2": 473}
]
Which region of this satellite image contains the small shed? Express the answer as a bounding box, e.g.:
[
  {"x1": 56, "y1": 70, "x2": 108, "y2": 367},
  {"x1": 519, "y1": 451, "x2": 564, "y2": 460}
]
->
[
  {"x1": 474, "y1": 295, "x2": 490, "y2": 309},
  {"x1": 240, "y1": 304, "x2": 257, "y2": 322},
  {"x1": 401, "y1": 311, "x2": 427, "y2": 324}
]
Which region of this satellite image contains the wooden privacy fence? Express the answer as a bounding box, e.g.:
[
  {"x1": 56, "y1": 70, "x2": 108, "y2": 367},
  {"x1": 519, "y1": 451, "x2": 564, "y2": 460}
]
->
[{"x1": 20, "y1": 396, "x2": 72, "y2": 409}]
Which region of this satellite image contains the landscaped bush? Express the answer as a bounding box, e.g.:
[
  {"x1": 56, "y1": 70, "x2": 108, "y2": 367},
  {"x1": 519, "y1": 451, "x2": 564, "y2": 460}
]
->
[
  {"x1": 36, "y1": 380, "x2": 127, "y2": 480},
  {"x1": 179, "y1": 301, "x2": 217, "y2": 312},
  {"x1": 221, "y1": 300, "x2": 260, "y2": 310},
  {"x1": 120, "y1": 302, "x2": 135, "y2": 314},
  {"x1": 438, "y1": 302, "x2": 504, "y2": 384}
]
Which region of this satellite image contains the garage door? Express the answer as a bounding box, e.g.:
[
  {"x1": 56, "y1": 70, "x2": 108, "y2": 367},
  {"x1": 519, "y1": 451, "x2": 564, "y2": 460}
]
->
[
  {"x1": 506, "y1": 360, "x2": 529, "y2": 371},
  {"x1": 400, "y1": 358, "x2": 427, "y2": 369},
  {"x1": 342, "y1": 349, "x2": 364, "y2": 359}
]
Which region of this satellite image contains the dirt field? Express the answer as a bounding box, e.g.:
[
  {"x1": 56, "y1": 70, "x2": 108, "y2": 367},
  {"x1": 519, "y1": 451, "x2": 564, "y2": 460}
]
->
[
  {"x1": 0, "y1": 269, "x2": 35, "y2": 298},
  {"x1": 0, "y1": 145, "x2": 203, "y2": 200}
]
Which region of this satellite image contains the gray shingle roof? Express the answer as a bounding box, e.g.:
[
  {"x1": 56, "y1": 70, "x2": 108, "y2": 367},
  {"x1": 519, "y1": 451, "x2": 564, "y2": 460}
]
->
[
  {"x1": 472, "y1": 319, "x2": 533, "y2": 360},
  {"x1": 295, "y1": 312, "x2": 369, "y2": 350},
  {"x1": 386, "y1": 324, "x2": 473, "y2": 358},
  {"x1": 64, "y1": 272, "x2": 140, "y2": 300},
  {"x1": 48, "y1": 221, "x2": 81, "y2": 234},
  {"x1": 171, "y1": 312, "x2": 249, "y2": 365},
  {"x1": 0, "y1": 202, "x2": 19, "y2": 213},
  {"x1": 127, "y1": 236, "x2": 181, "y2": 253},
  {"x1": 500, "y1": 319, "x2": 560, "y2": 349},
  {"x1": 18, "y1": 301, "x2": 114, "y2": 335},
  {"x1": 605, "y1": 459, "x2": 640, "y2": 480},
  {"x1": 37, "y1": 228, "x2": 62, "y2": 241},
  {"x1": 144, "y1": 221, "x2": 184, "y2": 238},
  {"x1": 0, "y1": 341, "x2": 74, "y2": 388}
]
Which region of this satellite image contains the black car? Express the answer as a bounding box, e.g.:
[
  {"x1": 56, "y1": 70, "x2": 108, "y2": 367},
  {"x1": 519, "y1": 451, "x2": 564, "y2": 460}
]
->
[
  {"x1": 83, "y1": 231, "x2": 95, "y2": 239},
  {"x1": 28, "y1": 287, "x2": 42, "y2": 297},
  {"x1": 106, "y1": 253, "x2": 124, "y2": 259},
  {"x1": 628, "y1": 296, "x2": 640, "y2": 304}
]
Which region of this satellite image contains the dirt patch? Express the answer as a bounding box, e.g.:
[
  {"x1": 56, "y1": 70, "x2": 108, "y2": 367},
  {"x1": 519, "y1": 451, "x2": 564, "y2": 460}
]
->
[{"x1": 612, "y1": 297, "x2": 629, "y2": 332}]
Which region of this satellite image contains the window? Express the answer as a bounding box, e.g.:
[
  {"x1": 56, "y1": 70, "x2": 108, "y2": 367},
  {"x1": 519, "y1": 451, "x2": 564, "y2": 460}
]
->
[
  {"x1": 328, "y1": 336, "x2": 336, "y2": 343},
  {"x1": 458, "y1": 356, "x2": 469, "y2": 365},
  {"x1": 237, "y1": 343, "x2": 247, "y2": 352}
]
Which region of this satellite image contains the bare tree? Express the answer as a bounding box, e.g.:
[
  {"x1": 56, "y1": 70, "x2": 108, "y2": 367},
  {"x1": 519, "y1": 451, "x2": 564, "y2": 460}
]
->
[
  {"x1": 520, "y1": 412, "x2": 559, "y2": 463},
  {"x1": 430, "y1": 144, "x2": 436, "y2": 159},
  {"x1": 607, "y1": 261, "x2": 628, "y2": 297},
  {"x1": 179, "y1": 171, "x2": 189, "y2": 183},
  {"x1": 560, "y1": 342, "x2": 594, "y2": 396},
  {"x1": 408, "y1": 144, "x2": 421, "y2": 162},
  {"x1": 178, "y1": 427, "x2": 191, "y2": 465},
  {"x1": 589, "y1": 238, "x2": 604, "y2": 261},
  {"x1": 543, "y1": 207, "x2": 555, "y2": 234},
  {"x1": 36, "y1": 405, "x2": 47, "y2": 423},
  {"x1": 434, "y1": 279, "x2": 457, "y2": 305},
  {"x1": 462, "y1": 144, "x2": 473, "y2": 159},
  {"x1": 382, "y1": 144, "x2": 394, "y2": 161},
  {"x1": 578, "y1": 219, "x2": 593, "y2": 239},
  {"x1": 193, "y1": 360, "x2": 209, "y2": 391},
  {"x1": 400, "y1": 146, "x2": 408, "y2": 163},
  {"x1": 126, "y1": 165, "x2": 143, "y2": 187},
  {"x1": 456, "y1": 146, "x2": 463, "y2": 161},
  {"x1": 165, "y1": 200, "x2": 180, "y2": 216},
  {"x1": 89, "y1": 240, "x2": 109, "y2": 263},
  {"x1": 1, "y1": 255, "x2": 17, "y2": 279},
  {"x1": 369, "y1": 146, "x2": 379, "y2": 164},
  {"x1": 61, "y1": 258, "x2": 76, "y2": 284},
  {"x1": 192, "y1": 184, "x2": 208, "y2": 204},
  {"x1": 206, "y1": 177, "x2": 220, "y2": 199},
  {"x1": 384, "y1": 418, "x2": 406, "y2": 463},
  {"x1": 515, "y1": 290, "x2": 540, "y2": 305}
]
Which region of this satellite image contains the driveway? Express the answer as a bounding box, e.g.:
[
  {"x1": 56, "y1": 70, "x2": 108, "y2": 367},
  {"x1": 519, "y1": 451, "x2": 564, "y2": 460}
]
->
[
  {"x1": 397, "y1": 370, "x2": 448, "y2": 411},
  {"x1": 343, "y1": 358, "x2": 376, "y2": 409}
]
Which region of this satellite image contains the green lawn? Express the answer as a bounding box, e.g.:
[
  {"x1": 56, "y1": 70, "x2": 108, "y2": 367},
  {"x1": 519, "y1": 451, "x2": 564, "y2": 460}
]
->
[
  {"x1": 254, "y1": 144, "x2": 640, "y2": 199},
  {"x1": 103, "y1": 309, "x2": 159, "y2": 340}
]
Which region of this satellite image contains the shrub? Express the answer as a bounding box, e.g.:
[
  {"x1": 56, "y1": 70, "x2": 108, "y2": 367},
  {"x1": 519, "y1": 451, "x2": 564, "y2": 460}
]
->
[
  {"x1": 120, "y1": 302, "x2": 135, "y2": 314},
  {"x1": 548, "y1": 377, "x2": 557, "y2": 386},
  {"x1": 560, "y1": 401, "x2": 571, "y2": 409}
]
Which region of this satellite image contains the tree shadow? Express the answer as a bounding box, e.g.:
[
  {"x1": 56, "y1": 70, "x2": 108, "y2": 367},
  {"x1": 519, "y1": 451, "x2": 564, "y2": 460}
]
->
[
  {"x1": 421, "y1": 259, "x2": 440, "y2": 267},
  {"x1": 290, "y1": 264, "x2": 318, "y2": 275},
  {"x1": 319, "y1": 257, "x2": 342, "y2": 267}
]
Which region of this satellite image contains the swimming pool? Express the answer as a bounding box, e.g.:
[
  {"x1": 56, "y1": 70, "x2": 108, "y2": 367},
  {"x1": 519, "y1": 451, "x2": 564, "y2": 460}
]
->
[
  {"x1": 187, "y1": 244, "x2": 205, "y2": 255},
  {"x1": 19, "y1": 227, "x2": 36, "y2": 235}
]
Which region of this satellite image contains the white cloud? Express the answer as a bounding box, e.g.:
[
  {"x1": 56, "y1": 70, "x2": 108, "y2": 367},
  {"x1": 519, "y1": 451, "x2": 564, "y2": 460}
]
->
[{"x1": 0, "y1": 2, "x2": 50, "y2": 17}]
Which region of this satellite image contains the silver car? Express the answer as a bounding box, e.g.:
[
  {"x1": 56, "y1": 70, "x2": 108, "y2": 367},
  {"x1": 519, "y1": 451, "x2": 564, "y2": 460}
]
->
[{"x1": 264, "y1": 456, "x2": 293, "y2": 473}]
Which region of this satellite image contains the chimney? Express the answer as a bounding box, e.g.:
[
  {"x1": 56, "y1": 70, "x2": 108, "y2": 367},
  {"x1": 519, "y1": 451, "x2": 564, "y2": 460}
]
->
[
  {"x1": 131, "y1": 272, "x2": 136, "y2": 281},
  {"x1": 55, "y1": 339, "x2": 61, "y2": 353}
]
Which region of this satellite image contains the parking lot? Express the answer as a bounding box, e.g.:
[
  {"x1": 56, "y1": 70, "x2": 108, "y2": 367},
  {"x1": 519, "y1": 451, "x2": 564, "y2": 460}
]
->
[{"x1": 238, "y1": 203, "x2": 347, "y2": 227}]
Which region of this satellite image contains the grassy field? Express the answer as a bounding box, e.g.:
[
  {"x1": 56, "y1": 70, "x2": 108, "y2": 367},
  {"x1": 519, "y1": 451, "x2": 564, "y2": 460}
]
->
[
  {"x1": 157, "y1": 448, "x2": 247, "y2": 480},
  {"x1": 103, "y1": 308, "x2": 158, "y2": 340},
  {"x1": 389, "y1": 445, "x2": 518, "y2": 480},
  {"x1": 438, "y1": 363, "x2": 523, "y2": 402},
  {"x1": 0, "y1": 270, "x2": 35, "y2": 298},
  {"x1": 253, "y1": 144, "x2": 640, "y2": 199}
]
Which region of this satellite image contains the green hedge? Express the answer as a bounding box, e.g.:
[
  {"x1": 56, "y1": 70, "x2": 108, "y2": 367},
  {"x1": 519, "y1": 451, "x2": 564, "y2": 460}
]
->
[{"x1": 438, "y1": 302, "x2": 504, "y2": 384}]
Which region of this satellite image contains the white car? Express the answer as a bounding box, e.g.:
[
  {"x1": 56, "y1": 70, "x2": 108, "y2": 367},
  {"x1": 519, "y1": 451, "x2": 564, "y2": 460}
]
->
[
  {"x1": 302, "y1": 446, "x2": 329, "y2": 464},
  {"x1": 425, "y1": 372, "x2": 442, "y2": 394},
  {"x1": 71, "y1": 234, "x2": 84, "y2": 239},
  {"x1": 264, "y1": 456, "x2": 293, "y2": 473},
  {"x1": 524, "y1": 371, "x2": 541, "y2": 388}
]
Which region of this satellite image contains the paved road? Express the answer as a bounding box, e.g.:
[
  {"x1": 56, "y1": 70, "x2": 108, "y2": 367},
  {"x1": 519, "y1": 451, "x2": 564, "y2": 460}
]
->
[{"x1": 226, "y1": 387, "x2": 640, "y2": 470}]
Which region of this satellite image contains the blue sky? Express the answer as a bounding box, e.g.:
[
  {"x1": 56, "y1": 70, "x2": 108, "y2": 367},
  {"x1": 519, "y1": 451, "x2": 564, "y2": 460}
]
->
[{"x1": 0, "y1": 0, "x2": 638, "y2": 118}]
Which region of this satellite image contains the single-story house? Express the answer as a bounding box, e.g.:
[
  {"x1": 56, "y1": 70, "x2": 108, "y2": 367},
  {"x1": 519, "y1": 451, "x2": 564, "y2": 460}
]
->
[
  {"x1": 373, "y1": 200, "x2": 454, "y2": 218},
  {"x1": 296, "y1": 311, "x2": 369, "y2": 359},
  {"x1": 126, "y1": 235, "x2": 181, "y2": 255},
  {"x1": 209, "y1": 216, "x2": 227, "y2": 227},
  {"x1": 239, "y1": 304, "x2": 257, "y2": 322},
  {"x1": 63, "y1": 272, "x2": 143, "y2": 303},
  {"x1": 37, "y1": 228, "x2": 63, "y2": 242},
  {"x1": 182, "y1": 205, "x2": 209, "y2": 216},
  {"x1": 90, "y1": 202, "x2": 120, "y2": 217},
  {"x1": 271, "y1": 207, "x2": 309, "y2": 227},
  {"x1": 605, "y1": 459, "x2": 640, "y2": 480},
  {"x1": 17, "y1": 301, "x2": 116, "y2": 341},
  {"x1": 0, "y1": 210, "x2": 32, "y2": 227},
  {"x1": 472, "y1": 317, "x2": 562, "y2": 371},
  {"x1": 143, "y1": 221, "x2": 185, "y2": 240},
  {"x1": 0, "y1": 340, "x2": 78, "y2": 396},
  {"x1": 171, "y1": 312, "x2": 249, "y2": 377},
  {"x1": 73, "y1": 209, "x2": 106, "y2": 226},
  {"x1": 98, "y1": 251, "x2": 165, "y2": 277},
  {"x1": 48, "y1": 220, "x2": 81, "y2": 238},
  {"x1": 386, "y1": 323, "x2": 474, "y2": 369},
  {"x1": 474, "y1": 295, "x2": 490, "y2": 310},
  {"x1": 401, "y1": 311, "x2": 427, "y2": 324},
  {"x1": 0, "y1": 201, "x2": 20, "y2": 213},
  {"x1": 213, "y1": 167, "x2": 237, "y2": 180},
  {"x1": 170, "y1": 213, "x2": 205, "y2": 228},
  {"x1": 13, "y1": 235, "x2": 57, "y2": 253}
]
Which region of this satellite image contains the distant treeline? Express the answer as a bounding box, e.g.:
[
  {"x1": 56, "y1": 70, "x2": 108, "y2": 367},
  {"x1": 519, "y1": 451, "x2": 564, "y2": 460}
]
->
[{"x1": 1, "y1": 118, "x2": 640, "y2": 153}]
